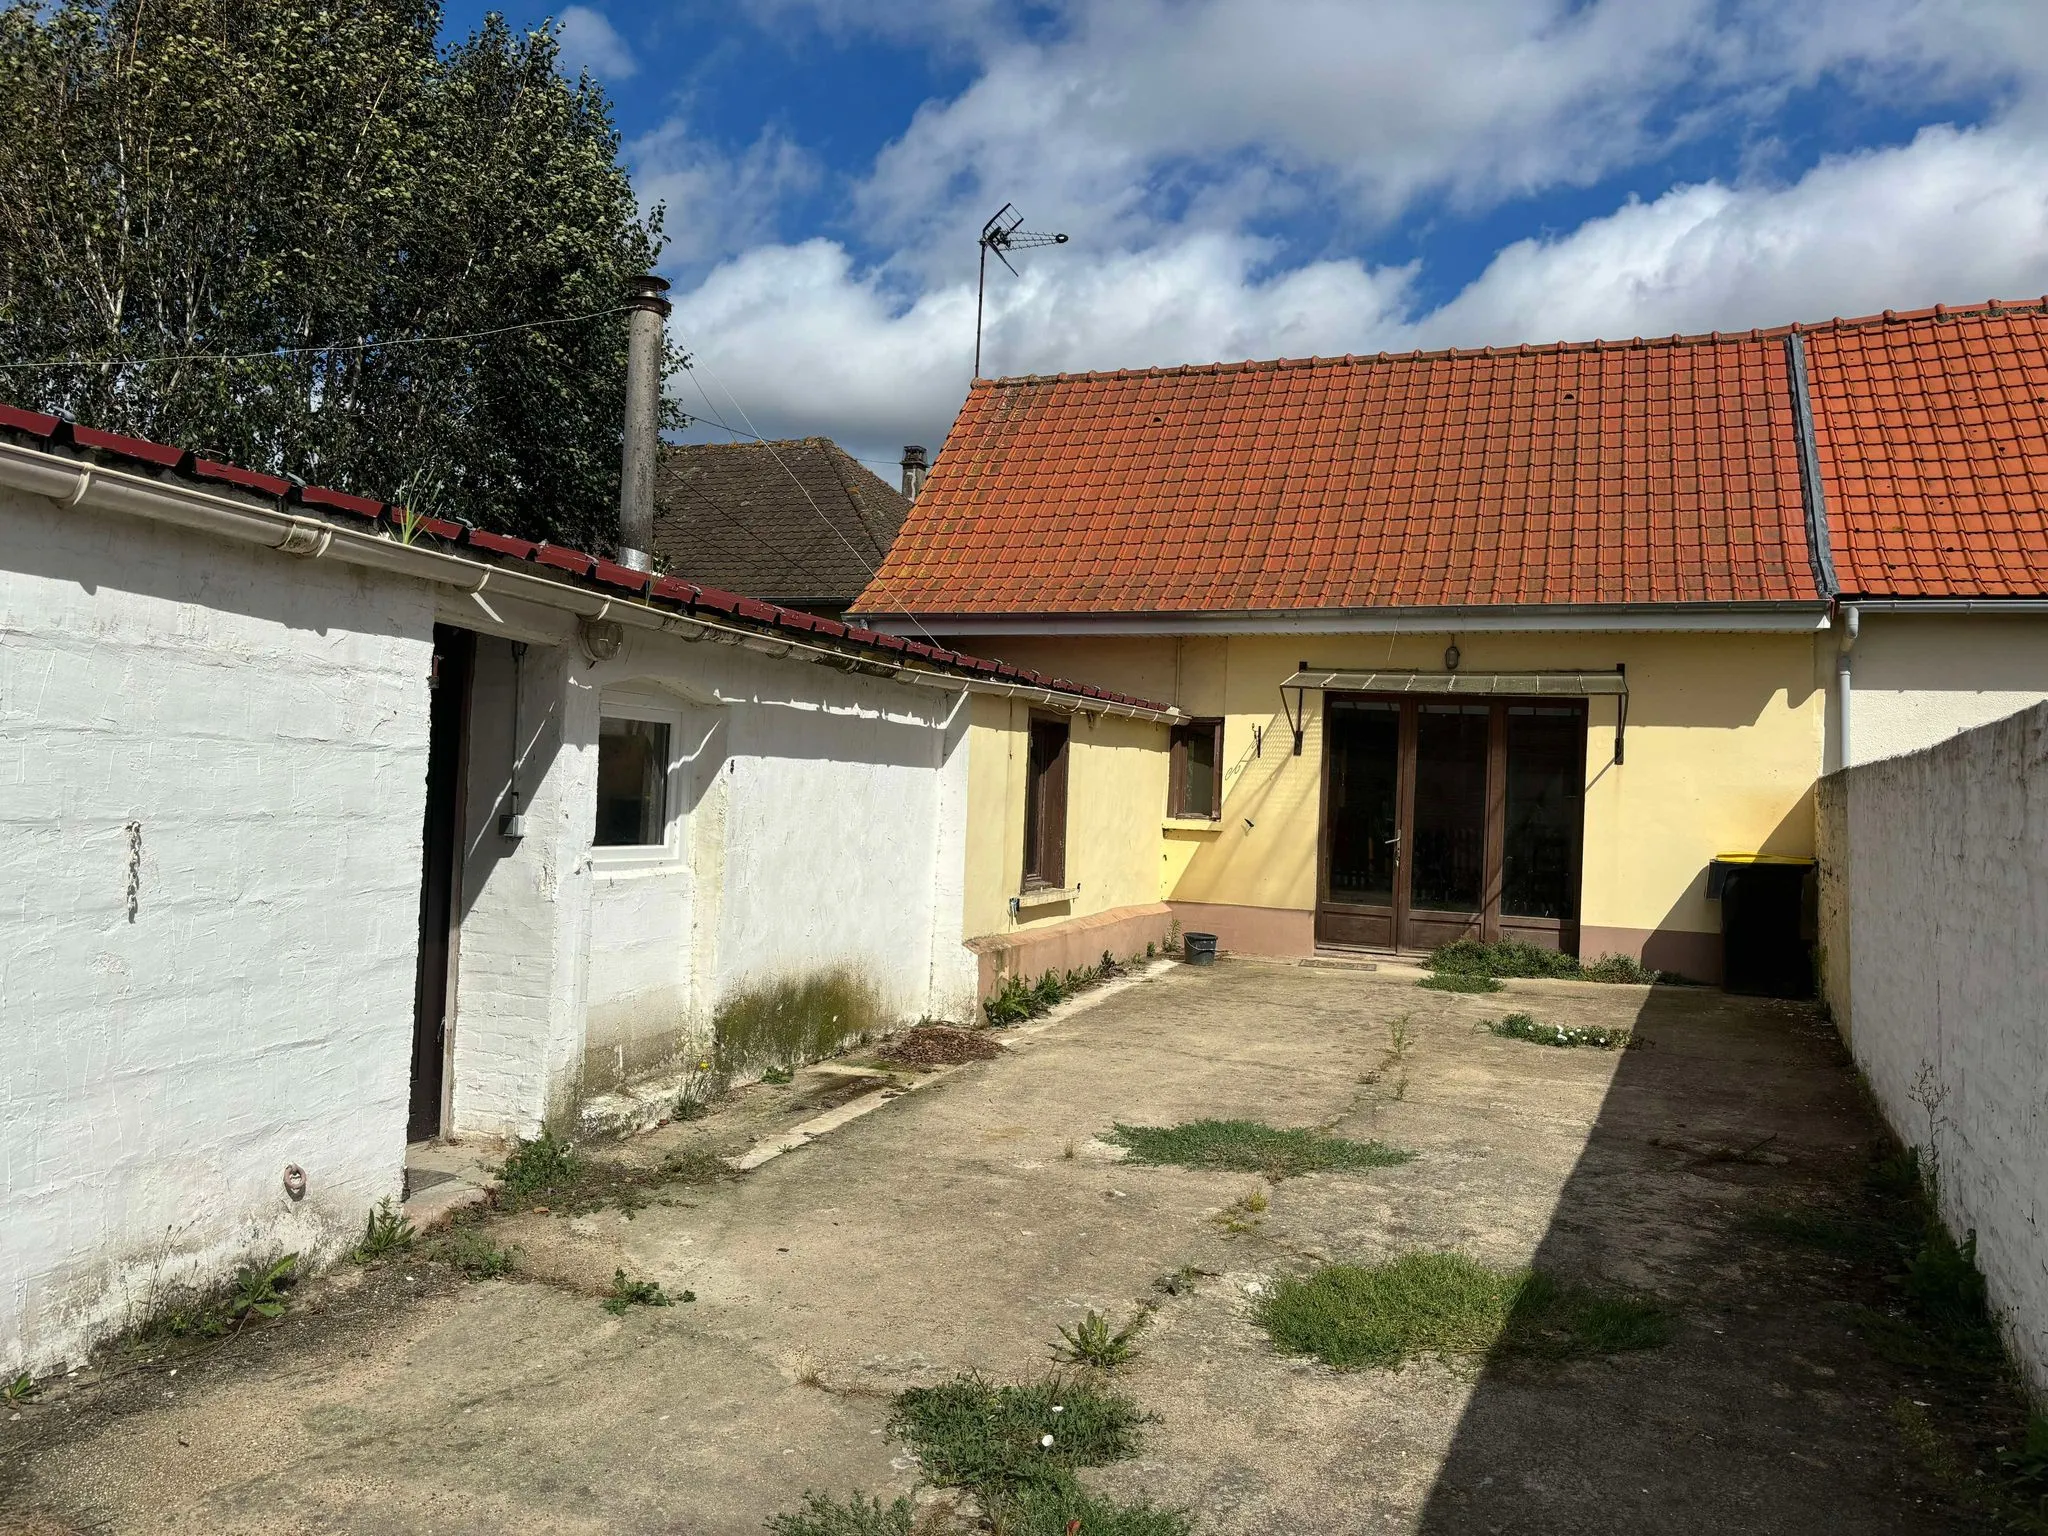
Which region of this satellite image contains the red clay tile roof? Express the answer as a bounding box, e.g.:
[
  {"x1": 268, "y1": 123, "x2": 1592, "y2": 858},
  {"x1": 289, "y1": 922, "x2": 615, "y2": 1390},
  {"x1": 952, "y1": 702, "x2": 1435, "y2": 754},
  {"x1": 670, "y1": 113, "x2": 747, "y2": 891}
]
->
[
  {"x1": 0, "y1": 403, "x2": 1168, "y2": 713},
  {"x1": 858, "y1": 333, "x2": 1822, "y2": 616},
  {"x1": 1805, "y1": 303, "x2": 2048, "y2": 598}
]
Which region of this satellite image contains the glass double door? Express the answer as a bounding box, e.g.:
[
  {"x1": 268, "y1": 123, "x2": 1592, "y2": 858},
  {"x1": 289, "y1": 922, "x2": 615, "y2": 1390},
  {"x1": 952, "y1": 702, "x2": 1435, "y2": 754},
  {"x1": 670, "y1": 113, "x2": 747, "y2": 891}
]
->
[{"x1": 1317, "y1": 695, "x2": 1586, "y2": 954}]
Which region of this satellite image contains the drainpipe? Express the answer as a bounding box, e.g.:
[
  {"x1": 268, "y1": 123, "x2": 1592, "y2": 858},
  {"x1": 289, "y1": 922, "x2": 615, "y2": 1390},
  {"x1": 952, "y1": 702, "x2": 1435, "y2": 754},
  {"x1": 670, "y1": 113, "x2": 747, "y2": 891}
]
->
[
  {"x1": 616, "y1": 273, "x2": 673, "y2": 573},
  {"x1": 1835, "y1": 602, "x2": 1860, "y2": 771}
]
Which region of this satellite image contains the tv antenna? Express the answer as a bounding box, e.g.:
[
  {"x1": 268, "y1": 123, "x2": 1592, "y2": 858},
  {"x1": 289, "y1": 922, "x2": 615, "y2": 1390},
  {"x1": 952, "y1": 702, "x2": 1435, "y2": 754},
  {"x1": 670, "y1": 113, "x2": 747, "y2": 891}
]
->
[{"x1": 975, "y1": 203, "x2": 1068, "y2": 378}]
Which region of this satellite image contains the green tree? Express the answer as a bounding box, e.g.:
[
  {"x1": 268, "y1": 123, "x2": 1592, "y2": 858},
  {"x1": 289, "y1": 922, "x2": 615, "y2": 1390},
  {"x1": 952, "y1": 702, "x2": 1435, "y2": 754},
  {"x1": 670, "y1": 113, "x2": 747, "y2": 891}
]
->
[{"x1": 0, "y1": 0, "x2": 678, "y2": 550}]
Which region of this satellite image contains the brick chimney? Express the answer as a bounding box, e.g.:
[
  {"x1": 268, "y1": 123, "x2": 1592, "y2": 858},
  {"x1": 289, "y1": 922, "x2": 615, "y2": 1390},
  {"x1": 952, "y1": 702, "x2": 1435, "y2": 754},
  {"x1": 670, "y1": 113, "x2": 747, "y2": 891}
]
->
[
  {"x1": 616, "y1": 273, "x2": 672, "y2": 571},
  {"x1": 900, "y1": 445, "x2": 928, "y2": 501}
]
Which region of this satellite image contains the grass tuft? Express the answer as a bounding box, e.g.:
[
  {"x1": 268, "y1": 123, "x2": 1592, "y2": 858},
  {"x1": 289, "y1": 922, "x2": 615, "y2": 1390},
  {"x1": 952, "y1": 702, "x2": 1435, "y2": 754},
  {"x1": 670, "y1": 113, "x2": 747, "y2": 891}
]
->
[
  {"x1": 602, "y1": 1269, "x2": 674, "y2": 1315},
  {"x1": 1109, "y1": 1119, "x2": 1414, "y2": 1180},
  {"x1": 1257, "y1": 1251, "x2": 1668, "y2": 1370},
  {"x1": 766, "y1": 1491, "x2": 916, "y2": 1536},
  {"x1": 1487, "y1": 1012, "x2": 1630, "y2": 1050},
  {"x1": 1418, "y1": 971, "x2": 1502, "y2": 994}
]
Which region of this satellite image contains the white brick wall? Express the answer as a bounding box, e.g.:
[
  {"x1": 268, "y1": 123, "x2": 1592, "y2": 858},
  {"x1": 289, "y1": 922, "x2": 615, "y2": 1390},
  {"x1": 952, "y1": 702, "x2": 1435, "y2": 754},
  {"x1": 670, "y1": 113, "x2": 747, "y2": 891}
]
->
[
  {"x1": 0, "y1": 487, "x2": 432, "y2": 1375},
  {"x1": 1818, "y1": 701, "x2": 2048, "y2": 1393}
]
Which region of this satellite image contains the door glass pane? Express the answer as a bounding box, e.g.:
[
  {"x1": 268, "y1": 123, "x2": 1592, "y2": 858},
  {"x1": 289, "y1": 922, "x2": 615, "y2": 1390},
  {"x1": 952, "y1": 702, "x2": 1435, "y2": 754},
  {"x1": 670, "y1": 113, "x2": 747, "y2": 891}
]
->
[
  {"x1": 1503, "y1": 706, "x2": 1582, "y2": 919},
  {"x1": 595, "y1": 717, "x2": 670, "y2": 846},
  {"x1": 1411, "y1": 704, "x2": 1489, "y2": 911},
  {"x1": 1326, "y1": 701, "x2": 1399, "y2": 906}
]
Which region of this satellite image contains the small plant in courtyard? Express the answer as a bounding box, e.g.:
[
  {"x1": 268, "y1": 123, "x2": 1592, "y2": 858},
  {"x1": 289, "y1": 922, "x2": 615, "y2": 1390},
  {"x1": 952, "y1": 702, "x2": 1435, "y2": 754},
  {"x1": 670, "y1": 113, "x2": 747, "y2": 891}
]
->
[
  {"x1": 1419, "y1": 970, "x2": 1501, "y2": 994},
  {"x1": 602, "y1": 1269, "x2": 674, "y2": 1315},
  {"x1": 1426, "y1": 939, "x2": 1665, "y2": 986},
  {"x1": 1257, "y1": 1251, "x2": 1667, "y2": 1371},
  {"x1": 3, "y1": 1371, "x2": 38, "y2": 1404},
  {"x1": 497, "y1": 1130, "x2": 579, "y2": 1199},
  {"x1": 1213, "y1": 1186, "x2": 1269, "y2": 1234},
  {"x1": 880, "y1": 1373, "x2": 1189, "y2": 1534},
  {"x1": 982, "y1": 955, "x2": 1138, "y2": 1028},
  {"x1": 1030, "y1": 970, "x2": 1064, "y2": 1011},
  {"x1": 229, "y1": 1253, "x2": 298, "y2": 1324},
  {"x1": 1487, "y1": 1012, "x2": 1631, "y2": 1050},
  {"x1": 1111, "y1": 1119, "x2": 1414, "y2": 1180},
  {"x1": 768, "y1": 1491, "x2": 916, "y2": 1536},
  {"x1": 351, "y1": 1198, "x2": 416, "y2": 1263},
  {"x1": 1051, "y1": 1309, "x2": 1148, "y2": 1371},
  {"x1": 761, "y1": 1063, "x2": 795, "y2": 1086},
  {"x1": 436, "y1": 1227, "x2": 518, "y2": 1279}
]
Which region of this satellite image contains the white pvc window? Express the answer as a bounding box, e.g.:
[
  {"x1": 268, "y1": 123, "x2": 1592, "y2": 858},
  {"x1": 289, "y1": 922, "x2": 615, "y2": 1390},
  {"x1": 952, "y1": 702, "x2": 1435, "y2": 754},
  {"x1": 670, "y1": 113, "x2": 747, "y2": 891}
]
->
[{"x1": 592, "y1": 691, "x2": 683, "y2": 862}]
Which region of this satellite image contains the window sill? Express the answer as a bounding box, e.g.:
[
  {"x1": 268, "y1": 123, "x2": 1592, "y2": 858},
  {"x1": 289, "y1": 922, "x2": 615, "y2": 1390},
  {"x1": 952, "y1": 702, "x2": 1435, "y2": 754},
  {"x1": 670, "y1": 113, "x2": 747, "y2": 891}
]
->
[
  {"x1": 1163, "y1": 816, "x2": 1224, "y2": 833},
  {"x1": 1015, "y1": 884, "x2": 1080, "y2": 910},
  {"x1": 590, "y1": 847, "x2": 686, "y2": 876}
]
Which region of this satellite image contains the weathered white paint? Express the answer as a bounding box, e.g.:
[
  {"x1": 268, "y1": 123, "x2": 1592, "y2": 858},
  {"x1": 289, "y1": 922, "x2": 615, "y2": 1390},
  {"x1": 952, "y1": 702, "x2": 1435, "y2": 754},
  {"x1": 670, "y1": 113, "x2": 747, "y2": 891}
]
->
[
  {"x1": 0, "y1": 484, "x2": 432, "y2": 1375},
  {"x1": 1816, "y1": 702, "x2": 2048, "y2": 1394},
  {"x1": 1824, "y1": 613, "x2": 2048, "y2": 770}
]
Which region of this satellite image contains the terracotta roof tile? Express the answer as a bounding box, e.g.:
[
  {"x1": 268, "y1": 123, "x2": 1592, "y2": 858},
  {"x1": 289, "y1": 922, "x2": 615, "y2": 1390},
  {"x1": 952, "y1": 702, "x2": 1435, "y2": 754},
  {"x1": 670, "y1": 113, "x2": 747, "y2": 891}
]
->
[
  {"x1": 1806, "y1": 304, "x2": 2048, "y2": 598},
  {"x1": 859, "y1": 333, "x2": 1819, "y2": 614}
]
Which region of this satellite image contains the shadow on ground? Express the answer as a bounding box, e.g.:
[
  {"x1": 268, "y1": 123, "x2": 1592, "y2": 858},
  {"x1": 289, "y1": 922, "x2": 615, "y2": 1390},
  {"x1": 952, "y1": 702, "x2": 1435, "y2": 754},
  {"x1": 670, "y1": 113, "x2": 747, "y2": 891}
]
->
[{"x1": 1412, "y1": 984, "x2": 1973, "y2": 1535}]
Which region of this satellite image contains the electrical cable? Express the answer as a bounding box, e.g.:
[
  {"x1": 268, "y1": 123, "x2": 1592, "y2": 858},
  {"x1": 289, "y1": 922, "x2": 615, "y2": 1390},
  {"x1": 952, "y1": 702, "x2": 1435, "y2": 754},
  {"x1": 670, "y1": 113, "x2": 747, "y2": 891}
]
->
[{"x1": 0, "y1": 305, "x2": 636, "y2": 372}]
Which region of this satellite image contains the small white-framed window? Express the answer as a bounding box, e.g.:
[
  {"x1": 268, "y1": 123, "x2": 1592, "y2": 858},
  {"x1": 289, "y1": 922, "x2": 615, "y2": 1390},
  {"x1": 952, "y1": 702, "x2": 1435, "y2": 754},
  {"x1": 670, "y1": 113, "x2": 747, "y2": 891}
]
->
[{"x1": 592, "y1": 691, "x2": 683, "y2": 862}]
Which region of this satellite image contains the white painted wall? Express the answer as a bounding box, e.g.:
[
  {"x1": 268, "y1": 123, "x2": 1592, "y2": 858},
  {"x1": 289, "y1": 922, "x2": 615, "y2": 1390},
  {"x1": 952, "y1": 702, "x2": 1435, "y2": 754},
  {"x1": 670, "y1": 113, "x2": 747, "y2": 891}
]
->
[
  {"x1": 1817, "y1": 702, "x2": 2048, "y2": 1394},
  {"x1": 0, "y1": 485, "x2": 433, "y2": 1376},
  {"x1": 1825, "y1": 613, "x2": 2048, "y2": 770}
]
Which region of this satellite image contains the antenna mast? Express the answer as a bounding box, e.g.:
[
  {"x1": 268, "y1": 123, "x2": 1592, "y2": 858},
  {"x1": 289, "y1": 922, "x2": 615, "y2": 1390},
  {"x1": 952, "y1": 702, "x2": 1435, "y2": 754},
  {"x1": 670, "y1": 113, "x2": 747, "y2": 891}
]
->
[{"x1": 975, "y1": 203, "x2": 1068, "y2": 378}]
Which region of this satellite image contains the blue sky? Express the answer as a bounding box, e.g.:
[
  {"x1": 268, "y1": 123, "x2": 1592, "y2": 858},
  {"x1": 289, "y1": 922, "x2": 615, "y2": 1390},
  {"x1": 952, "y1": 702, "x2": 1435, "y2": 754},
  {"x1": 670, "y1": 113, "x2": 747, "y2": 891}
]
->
[{"x1": 447, "y1": 1, "x2": 2048, "y2": 472}]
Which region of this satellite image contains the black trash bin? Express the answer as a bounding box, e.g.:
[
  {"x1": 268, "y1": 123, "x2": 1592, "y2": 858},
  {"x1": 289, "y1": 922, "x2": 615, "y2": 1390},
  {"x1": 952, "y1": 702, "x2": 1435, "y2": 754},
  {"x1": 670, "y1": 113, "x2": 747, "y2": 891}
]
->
[
  {"x1": 1184, "y1": 932, "x2": 1218, "y2": 965},
  {"x1": 1709, "y1": 855, "x2": 1816, "y2": 998}
]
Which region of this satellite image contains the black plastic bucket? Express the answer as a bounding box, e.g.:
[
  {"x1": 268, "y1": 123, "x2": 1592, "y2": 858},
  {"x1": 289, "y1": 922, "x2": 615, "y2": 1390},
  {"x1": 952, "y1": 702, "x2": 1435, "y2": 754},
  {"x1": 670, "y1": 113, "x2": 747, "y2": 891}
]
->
[{"x1": 1184, "y1": 932, "x2": 1218, "y2": 965}]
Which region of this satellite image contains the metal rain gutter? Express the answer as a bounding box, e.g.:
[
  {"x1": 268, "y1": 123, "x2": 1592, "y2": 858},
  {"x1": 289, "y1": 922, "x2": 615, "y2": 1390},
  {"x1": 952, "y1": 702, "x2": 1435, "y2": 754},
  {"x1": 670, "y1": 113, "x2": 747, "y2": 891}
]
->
[{"x1": 855, "y1": 604, "x2": 1833, "y2": 637}]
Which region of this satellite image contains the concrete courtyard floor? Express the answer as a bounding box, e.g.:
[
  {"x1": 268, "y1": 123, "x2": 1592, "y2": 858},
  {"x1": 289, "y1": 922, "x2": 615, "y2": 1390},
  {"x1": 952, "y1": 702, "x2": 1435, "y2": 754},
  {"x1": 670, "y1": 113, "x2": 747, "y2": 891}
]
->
[{"x1": 0, "y1": 960, "x2": 2001, "y2": 1533}]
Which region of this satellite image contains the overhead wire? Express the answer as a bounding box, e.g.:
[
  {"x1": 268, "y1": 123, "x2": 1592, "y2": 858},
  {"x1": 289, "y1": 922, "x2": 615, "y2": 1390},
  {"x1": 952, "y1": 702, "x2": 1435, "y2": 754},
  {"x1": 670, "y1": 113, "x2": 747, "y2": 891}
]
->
[
  {"x1": 676, "y1": 350, "x2": 947, "y2": 651},
  {"x1": 0, "y1": 305, "x2": 636, "y2": 371}
]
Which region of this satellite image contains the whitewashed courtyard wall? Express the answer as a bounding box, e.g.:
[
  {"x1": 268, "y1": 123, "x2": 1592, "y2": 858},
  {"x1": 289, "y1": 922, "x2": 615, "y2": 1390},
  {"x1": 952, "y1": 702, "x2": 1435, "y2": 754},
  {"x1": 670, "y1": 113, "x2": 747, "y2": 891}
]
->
[
  {"x1": 0, "y1": 484, "x2": 433, "y2": 1376},
  {"x1": 1817, "y1": 701, "x2": 2048, "y2": 1395}
]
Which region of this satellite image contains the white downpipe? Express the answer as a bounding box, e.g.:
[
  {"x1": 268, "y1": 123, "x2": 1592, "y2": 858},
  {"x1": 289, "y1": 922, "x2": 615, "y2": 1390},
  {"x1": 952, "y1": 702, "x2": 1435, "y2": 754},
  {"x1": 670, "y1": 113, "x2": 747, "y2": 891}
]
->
[
  {"x1": 1836, "y1": 603, "x2": 1860, "y2": 771},
  {"x1": 0, "y1": 441, "x2": 1178, "y2": 725}
]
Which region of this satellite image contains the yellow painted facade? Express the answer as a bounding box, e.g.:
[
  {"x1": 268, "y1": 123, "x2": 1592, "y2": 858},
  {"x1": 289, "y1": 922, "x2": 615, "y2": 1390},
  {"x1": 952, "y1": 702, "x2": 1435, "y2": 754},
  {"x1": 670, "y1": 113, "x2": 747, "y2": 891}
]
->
[
  {"x1": 957, "y1": 630, "x2": 1825, "y2": 971},
  {"x1": 961, "y1": 693, "x2": 1172, "y2": 944}
]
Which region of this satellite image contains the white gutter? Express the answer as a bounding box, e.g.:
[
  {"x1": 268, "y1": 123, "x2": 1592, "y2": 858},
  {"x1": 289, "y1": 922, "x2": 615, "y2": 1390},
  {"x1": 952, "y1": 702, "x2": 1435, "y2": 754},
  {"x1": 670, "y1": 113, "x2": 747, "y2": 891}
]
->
[
  {"x1": 1836, "y1": 602, "x2": 1860, "y2": 772},
  {"x1": 0, "y1": 441, "x2": 1179, "y2": 725},
  {"x1": 1840, "y1": 598, "x2": 2048, "y2": 614},
  {"x1": 856, "y1": 604, "x2": 1833, "y2": 637}
]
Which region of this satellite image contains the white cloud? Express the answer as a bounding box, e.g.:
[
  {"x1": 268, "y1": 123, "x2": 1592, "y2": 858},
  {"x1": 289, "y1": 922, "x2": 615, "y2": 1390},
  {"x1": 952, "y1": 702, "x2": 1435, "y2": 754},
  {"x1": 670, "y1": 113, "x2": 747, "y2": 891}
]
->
[
  {"x1": 633, "y1": 122, "x2": 819, "y2": 268},
  {"x1": 1420, "y1": 122, "x2": 2048, "y2": 346},
  {"x1": 652, "y1": 0, "x2": 2048, "y2": 463},
  {"x1": 556, "y1": 6, "x2": 638, "y2": 80}
]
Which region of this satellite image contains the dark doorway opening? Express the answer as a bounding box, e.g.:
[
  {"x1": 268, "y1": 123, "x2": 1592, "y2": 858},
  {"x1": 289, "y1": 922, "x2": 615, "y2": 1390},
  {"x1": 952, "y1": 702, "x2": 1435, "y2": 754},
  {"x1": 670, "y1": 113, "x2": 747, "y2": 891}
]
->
[
  {"x1": 409, "y1": 624, "x2": 475, "y2": 1141},
  {"x1": 1317, "y1": 693, "x2": 1586, "y2": 954}
]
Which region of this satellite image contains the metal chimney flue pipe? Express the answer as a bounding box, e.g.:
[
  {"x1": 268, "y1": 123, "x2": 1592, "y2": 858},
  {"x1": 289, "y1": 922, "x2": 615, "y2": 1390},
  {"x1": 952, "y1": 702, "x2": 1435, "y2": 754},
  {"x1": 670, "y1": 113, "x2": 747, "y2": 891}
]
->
[{"x1": 617, "y1": 273, "x2": 672, "y2": 572}]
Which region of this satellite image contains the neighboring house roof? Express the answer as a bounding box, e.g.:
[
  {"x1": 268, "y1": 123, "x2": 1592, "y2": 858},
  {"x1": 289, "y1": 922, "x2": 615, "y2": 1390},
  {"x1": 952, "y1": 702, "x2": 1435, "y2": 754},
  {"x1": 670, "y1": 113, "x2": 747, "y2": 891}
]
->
[
  {"x1": 1805, "y1": 304, "x2": 2048, "y2": 599},
  {"x1": 654, "y1": 439, "x2": 907, "y2": 604},
  {"x1": 854, "y1": 300, "x2": 2048, "y2": 621},
  {"x1": 0, "y1": 402, "x2": 1170, "y2": 715}
]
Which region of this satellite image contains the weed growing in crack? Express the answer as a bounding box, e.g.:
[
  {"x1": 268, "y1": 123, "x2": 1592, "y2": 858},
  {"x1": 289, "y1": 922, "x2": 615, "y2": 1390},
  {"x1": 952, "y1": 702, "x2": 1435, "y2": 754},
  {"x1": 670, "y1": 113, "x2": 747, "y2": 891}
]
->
[
  {"x1": 1110, "y1": 1119, "x2": 1414, "y2": 1180},
  {"x1": 3, "y1": 1371, "x2": 38, "y2": 1404},
  {"x1": 497, "y1": 1131, "x2": 579, "y2": 1200},
  {"x1": 1486, "y1": 1012, "x2": 1631, "y2": 1050},
  {"x1": 1212, "y1": 1187, "x2": 1269, "y2": 1235},
  {"x1": 1153, "y1": 1266, "x2": 1213, "y2": 1298},
  {"x1": 1051, "y1": 1309, "x2": 1147, "y2": 1371},
  {"x1": 351, "y1": 1198, "x2": 416, "y2": 1263},
  {"x1": 602, "y1": 1270, "x2": 675, "y2": 1315},
  {"x1": 434, "y1": 1227, "x2": 518, "y2": 1278},
  {"x1": 1256, "y1": 1252, "x2": 1667, "y2": 1371},
  {"x1": 762, "y1": 1063, "x2": 795, "y2": 1086}
]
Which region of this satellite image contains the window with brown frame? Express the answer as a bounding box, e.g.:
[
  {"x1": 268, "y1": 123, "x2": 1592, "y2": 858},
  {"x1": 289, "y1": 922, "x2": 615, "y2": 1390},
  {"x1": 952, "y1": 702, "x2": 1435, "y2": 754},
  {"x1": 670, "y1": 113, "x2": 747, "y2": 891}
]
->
[
  {"x1": 1168, "y1": 718, "x2": 1224, "y2": 819},
  {"x1": 1022, "y1": 714, "x2": 1070, "y2": 888}
]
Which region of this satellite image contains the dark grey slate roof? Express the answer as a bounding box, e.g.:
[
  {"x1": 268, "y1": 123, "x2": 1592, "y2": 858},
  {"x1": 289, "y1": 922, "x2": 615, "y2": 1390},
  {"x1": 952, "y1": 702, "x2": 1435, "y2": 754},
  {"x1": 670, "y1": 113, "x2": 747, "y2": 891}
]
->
[{"x1": 653, "y1": 439, "x2": 909, "y2": 604}]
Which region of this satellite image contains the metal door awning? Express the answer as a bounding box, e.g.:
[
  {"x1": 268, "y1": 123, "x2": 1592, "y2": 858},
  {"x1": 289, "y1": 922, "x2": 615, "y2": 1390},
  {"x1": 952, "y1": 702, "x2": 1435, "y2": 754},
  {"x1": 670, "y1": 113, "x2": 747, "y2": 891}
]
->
[{"x1": 1278, "y1": 667, "x2": 1630, "y2": 760}]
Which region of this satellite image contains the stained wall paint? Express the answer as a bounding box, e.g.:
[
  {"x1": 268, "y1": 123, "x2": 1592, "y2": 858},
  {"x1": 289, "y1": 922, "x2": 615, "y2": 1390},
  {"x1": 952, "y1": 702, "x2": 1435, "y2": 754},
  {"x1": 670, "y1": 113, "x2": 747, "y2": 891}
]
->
[
  {"x1": 0, "y1": 486, "x2": 432, "y2": 1375},
  {"x1": 1817, "y1": 704, "x2": 2048, "y2": 1395}
]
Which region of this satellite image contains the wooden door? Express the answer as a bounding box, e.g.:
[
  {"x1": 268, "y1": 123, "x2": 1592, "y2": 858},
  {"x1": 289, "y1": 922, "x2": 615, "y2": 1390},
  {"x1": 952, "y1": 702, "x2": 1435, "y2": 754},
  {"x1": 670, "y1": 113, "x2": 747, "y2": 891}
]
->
[{"x1": 1315, "y1": 698, "x2": 1402, "y2": 947}]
